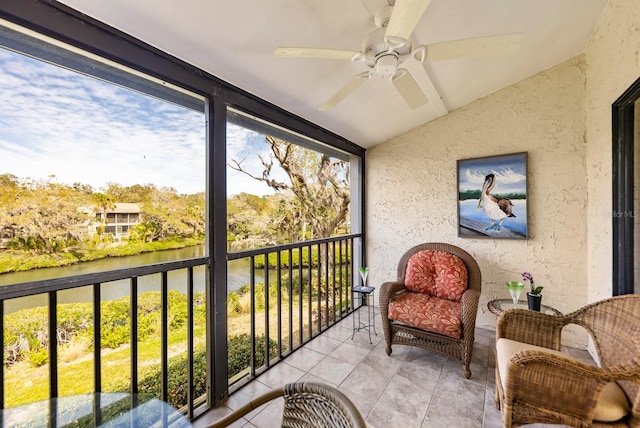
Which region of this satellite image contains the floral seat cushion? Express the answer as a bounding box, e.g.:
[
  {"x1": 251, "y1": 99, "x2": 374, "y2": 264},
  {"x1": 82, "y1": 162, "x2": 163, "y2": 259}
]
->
[
  {"x1": 405, "y1": 250, "x2": 468, "y2": 301},
  {"x1": 387, "y1": 292, "x2": 462, "y2": 339}
]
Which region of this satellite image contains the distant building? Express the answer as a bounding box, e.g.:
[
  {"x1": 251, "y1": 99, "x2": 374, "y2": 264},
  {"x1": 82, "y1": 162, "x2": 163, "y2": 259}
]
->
[{"x1": 95, "y1": 203, "x2": 142, "y2": 239}]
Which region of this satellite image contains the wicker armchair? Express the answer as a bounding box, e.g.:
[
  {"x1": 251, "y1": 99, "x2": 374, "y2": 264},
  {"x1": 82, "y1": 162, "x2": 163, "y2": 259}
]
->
[
  {"x1": 495, "y1": 294, "x2": 640, "y2": 427},
  {"x1": 207, "y1": 382, "x2": 366, "y2": 428},
  {"x1": 379, "y1": 242, "x2": 481, "y2": 378}
]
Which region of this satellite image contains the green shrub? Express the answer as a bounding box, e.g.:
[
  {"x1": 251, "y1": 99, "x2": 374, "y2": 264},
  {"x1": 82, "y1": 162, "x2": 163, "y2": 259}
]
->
[
  {"x1": 103, "y1": 334, "x2": 282, "y2": 408},
  {"x1": 3, "y1": 290, "x2": 205, "y2": 367},
  {"x1": 28, "y1": 348, "x2": 48, "y2": 367},
  {"x1": 228, "y1": 334, "x2": 279, "y2": 378},
  {"x1": 104, "y1": 344, "x2": 208, "y2": 409}
]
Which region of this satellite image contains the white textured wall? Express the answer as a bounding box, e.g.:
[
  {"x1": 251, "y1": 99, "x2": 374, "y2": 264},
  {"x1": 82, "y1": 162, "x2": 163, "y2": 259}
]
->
[
  {"x1": 367, "y1": 0, "x2": 640, "y2": 348},
  {"x1": 585, "y1": 0, "x2": 640, "y2": 302},
  {"x1": 367, "y1": 56, "x2": 590, "y2": 346}
]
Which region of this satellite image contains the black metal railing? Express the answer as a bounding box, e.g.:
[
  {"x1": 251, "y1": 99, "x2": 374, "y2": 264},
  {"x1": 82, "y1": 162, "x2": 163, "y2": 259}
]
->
[
  {"x1": 227, "y1": 234, "x2": 361, "y2": 390},
  {"x1": 0, "y1": 257, "x2": 209, "y2": 419},
  {"x1": 0, "y1": 233, "x2": 363, "y2": 419}
]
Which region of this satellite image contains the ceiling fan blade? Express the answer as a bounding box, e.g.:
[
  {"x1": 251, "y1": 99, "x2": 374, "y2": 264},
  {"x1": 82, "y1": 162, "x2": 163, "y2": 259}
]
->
[
  {"x1": 319, "y1": 72, "x2": 371, "y2": 111},
  {"x1": 384, "y1": 0, "x2": 432, "y2": 45},
  {"x1": 275, "y1": 47, "x2": 361, "y2": 60},
  {"x1": 419, "y1": 33, "x2": 523, "y2": 62},
  {"x1": 391, "y1": 69, "x2": 428, "y2": 109}
]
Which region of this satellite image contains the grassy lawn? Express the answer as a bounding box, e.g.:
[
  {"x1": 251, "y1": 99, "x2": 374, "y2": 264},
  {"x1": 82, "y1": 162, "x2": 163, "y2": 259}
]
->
[{"x1": 4, "y1": 286, "x2": 350, "y2": 408}]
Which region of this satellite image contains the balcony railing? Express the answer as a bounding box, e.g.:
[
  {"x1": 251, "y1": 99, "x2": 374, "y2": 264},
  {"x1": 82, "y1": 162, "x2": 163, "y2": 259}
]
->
[
  {"x1": 0, "y1": 234, "x2": 362, "y2": 420},
  {"x1": 227, "y1": 234, "x2": 361, "y2": 391},
  {"x1": 0, "y1": 258, "x2": 209, "y2": 419}
]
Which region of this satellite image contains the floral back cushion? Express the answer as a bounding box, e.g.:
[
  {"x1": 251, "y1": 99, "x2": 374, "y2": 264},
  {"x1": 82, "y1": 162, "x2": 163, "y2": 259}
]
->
[{"x1": 404, "y1": 250, "x2": 468, "y2": 301}]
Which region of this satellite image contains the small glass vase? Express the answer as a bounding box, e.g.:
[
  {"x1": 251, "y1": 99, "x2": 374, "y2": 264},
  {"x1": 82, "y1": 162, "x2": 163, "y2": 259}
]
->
[
  {"x1": 359, "y1": 266, "x2": 369, "y2": 286},
  {"x1": 506, "y1": 281, "x2": 524, "y2": 307}
]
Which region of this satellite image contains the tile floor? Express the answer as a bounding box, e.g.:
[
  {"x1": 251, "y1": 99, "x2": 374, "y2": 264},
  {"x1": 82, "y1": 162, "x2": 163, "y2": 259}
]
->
[{"x1": 193, "y1": 308, "x2": 593, "y2": 428}]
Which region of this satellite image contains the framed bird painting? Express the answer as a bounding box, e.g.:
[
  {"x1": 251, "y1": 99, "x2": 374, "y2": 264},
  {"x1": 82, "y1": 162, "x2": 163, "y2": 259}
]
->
[{"x1": 457, "y1": 152, "x2": 528, "y2": 239}]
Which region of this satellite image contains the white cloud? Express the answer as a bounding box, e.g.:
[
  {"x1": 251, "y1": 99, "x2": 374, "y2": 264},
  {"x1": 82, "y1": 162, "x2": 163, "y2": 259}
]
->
[
  {"x1": 0, "y1": 47, "x2": 294, "y2": 197},
  {"x1": 0, "y1": 49, "x2": 207, "y2": 194}
]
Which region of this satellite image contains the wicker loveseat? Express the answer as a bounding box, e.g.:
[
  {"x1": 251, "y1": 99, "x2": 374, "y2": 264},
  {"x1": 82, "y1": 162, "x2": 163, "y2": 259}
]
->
[
  {"x1": 495, "y1": 294, "x2": 640, "y2": 427},
  {"x1": 379, "y1": 242, "x2": 481, "y2": 378}
]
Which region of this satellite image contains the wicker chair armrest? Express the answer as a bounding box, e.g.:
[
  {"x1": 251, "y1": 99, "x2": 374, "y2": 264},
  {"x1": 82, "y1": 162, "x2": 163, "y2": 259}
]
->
[
  {"x1": 207, "y1": 388, "x2": 283, "y2": 427},
  {"x1": 379, "y1": 281, "x2": 405, "y2": 303},
  {"x1": 506, "y1": 350, "x2": 639, "y2": 422},
  {"x1": 497, "y1": 309, "x2": 566, "y2": 350},
  {"x1": 379, "y1": 281, "x2": 405, "y2": 320},
  {"x1": 512, "y1": 350, "x2": 640, "y2": 382},
  {"x1": 461, "y1": 288, "x2": 480, "y2": 331},
  {"x1": 207, "y1": 382, "x2": 367, "y2": 428}
]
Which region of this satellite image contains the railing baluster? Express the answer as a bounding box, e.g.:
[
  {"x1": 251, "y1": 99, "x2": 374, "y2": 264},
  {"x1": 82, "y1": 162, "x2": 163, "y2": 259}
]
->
[
  {"x1": 0, "y1": 300, "x2": 4, "y2": 409},
  {"x1": 93, "y1": 283, "x2": 101, "y2": 393},
  {"x1": 298, "y1": 246, "x2": 303, "y2": 346},
  {"x1": 288, "y1": 248, "x2": 293, "y2": 352},
  {"x1": 331, "y1": 241, "x2": 336, "y2": 321},
  {"x1": 338, "y1": 239, "x2": 343, "y2": 318},
  {"x1": 250, "y1": 256, "x2": 256, "y2": 377},
  {"x1": 187, "y1": 267, "x2": 194, "y2": 419},
  {"x1": 130, "y1": 277, "x2": 138, "y2": 394},
  {"x1": 346, "y1": 239, "x2": 355, "y2": 310},
  {"x1": 48, "y1": 291, "x2": 58, "y2": 399},
  {"x1": 276, "y1": 251, "x2": 282, "y2": 359},
  {"x1": 161, "y1": 272, "x2": 168, "y2": 403},
  {"x1": 317, "y1": 244, "x2": 322, "y2": 334},
  {"x1": 307, "y1": 245, "x2": 312, "y2": 339},
  {"x1": 264, "y1": 252, "x2": 270, "y2": 369}
]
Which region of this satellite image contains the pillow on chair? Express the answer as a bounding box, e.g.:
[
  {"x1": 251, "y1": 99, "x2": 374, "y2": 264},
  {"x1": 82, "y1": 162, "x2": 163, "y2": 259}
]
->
[{"x1": 405, "y1": 250, "x2": 468, "y2": 301}]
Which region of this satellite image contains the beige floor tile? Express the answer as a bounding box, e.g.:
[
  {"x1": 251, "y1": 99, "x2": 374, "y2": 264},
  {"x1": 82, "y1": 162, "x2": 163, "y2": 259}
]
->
[
  {"x1": 422, "y1": 395, "x2": 484, "y2": 428},
  {"x1": 329, "y1": 341, "x2": 371, "y2": 365},
  {"x1": 302, "y1": 335, "x2": 342, "y2": 355},
  {"x1": 367, "y1": 401, "x2": 424, "y2": 428},
  {"x1": 196, "y1": 321, "x2": 594, "y2": 428},
  {"x1": 377, "y1": 374, "x2": 433, "y2": 420},
  {"x1": 255, "y1": 362, "x2": 305, "y2": 389},
  {"x1": 308, "y1": 355, "x2": 356, "y2": 385},
  {"x1": 278, "y1": 347, "x2": 325, "y2": 372}
]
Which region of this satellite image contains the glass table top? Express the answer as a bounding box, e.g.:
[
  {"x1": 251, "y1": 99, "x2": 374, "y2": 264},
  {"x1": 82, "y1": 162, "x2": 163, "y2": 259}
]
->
[
  {"x1": 488, "y1": 298, "x2": 562, "y2": 316},
  {"x1": 0, "y1": 393, "x2": 192, "y2": 427}
]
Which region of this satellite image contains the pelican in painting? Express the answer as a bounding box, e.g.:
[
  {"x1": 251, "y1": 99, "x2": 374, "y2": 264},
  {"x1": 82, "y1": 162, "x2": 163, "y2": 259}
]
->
[{"x1": 477, "y1": 173, "x2": 515, "y2": 231}]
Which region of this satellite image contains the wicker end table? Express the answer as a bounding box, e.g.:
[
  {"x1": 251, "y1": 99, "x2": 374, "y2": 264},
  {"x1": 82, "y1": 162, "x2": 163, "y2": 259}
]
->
[{"x1": 487, "y1": 298, "x2": 562, "y2": 316}]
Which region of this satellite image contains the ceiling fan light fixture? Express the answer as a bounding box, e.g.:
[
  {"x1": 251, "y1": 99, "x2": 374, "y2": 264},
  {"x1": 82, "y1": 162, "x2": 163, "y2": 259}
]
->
[{"x1": 375, "y1": 53, "x2": 398, "y2": 77}]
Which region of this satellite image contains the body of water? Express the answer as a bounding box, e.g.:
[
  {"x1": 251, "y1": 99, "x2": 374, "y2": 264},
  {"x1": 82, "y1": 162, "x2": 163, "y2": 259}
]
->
[{"x1": 0, "y1": 245, "x2": 263, "y2": 314}]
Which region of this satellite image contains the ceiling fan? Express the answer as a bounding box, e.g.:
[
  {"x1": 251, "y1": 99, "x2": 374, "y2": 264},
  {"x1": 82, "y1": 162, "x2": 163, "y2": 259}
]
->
[{"x1": 275, "y1": 0, "x2": 523, "y2": 111}]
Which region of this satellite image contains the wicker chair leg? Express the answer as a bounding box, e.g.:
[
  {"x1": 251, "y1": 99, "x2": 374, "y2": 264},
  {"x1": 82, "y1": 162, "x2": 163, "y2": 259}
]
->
[{"x1": 462, "y1": 364, "x2": 471, "y2": 379}]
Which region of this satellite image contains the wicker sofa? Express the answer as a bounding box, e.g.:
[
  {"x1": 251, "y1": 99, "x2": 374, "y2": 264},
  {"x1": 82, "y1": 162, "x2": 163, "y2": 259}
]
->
[
  {"x1": 379, "y1": 242, "x2": 481, "y2": 378},
  {"x1": 495, "y1": 294, "x2": 640, "y2": 427}
]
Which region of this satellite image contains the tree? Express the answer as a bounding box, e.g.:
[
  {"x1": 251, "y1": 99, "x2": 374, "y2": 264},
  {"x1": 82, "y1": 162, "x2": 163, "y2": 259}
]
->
[
  {"x1": 228, "y1": 136, "x2": 350, "y2": 242},
  {"x1": 1, "y1": 176, "x2": 94, "y2": 252}
]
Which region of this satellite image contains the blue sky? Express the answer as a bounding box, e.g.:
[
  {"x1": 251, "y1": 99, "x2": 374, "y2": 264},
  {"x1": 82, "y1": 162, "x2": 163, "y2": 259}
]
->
[{"x1": 0, "y1": 47, "x2": 277, "y2": 196}]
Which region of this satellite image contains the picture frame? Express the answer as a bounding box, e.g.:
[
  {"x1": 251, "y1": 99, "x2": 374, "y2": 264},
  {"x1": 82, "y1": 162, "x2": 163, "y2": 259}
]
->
[{"x1": 457, "y1": 152, "x2": 528, "y2": 239}]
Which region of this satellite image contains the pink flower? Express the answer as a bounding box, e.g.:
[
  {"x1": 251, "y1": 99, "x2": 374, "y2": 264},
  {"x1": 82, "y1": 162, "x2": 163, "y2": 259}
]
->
[{"x1": 521, "y1": 272, "x2": 543, "y2": 294}]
